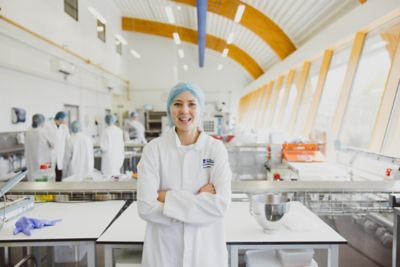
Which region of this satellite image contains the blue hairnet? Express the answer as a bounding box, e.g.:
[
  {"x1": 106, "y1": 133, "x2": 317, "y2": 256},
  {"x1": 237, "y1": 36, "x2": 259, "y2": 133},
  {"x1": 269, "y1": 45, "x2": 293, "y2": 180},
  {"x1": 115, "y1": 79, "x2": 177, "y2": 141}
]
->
[
  {"x1": 130, "y1": 111, "x2": 139, "y2": 119},
  {"x1": 105, "y1": 114, "x2": 116, "y2": 125},
  {"x1": 71, "y1": 120, "x2": 81, "y2": 134},
  {"x1": 32, "y1": 114, "x2": 45, "y2": 128},
  {"x1": 55, "y1": 111, "x2": 67, "y2": 121},
  {"x1": 166, "y1": 83, "x2": 205, "y2": 127}
]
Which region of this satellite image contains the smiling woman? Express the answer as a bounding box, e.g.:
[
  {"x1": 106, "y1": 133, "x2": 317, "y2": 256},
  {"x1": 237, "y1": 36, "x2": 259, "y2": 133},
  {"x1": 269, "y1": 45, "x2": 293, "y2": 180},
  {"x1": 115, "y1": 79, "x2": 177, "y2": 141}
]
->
[
  {"x1": 168, "y1": 83, "x2": 204, "y2": 145},
  {"x1": 137, "y1": 82, "x2": 232, "y2": 267}
]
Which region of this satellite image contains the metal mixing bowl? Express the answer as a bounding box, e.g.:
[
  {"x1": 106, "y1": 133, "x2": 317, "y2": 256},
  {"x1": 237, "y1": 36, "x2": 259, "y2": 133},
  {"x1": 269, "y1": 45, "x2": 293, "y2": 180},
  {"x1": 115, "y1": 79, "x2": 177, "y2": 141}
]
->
[{"x1": 250, "y1": 193, "x2": 290, "y2": 232}]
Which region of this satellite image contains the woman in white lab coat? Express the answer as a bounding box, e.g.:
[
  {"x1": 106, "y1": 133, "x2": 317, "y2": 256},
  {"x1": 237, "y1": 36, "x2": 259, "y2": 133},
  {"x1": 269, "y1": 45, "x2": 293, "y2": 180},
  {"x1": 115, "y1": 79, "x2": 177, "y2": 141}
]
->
[
  {"x1": 63, "y1": 120, "x2": 94, "y2": 179},
  {"x1": 100, "y1": 114, "x2": 124, "y2": 176},
  {"x1": 24, "y1": 114, "x2": 54, "y2": 181},
  {"x1": 137, "y1": 83, "x2": 232, "y2": 267}
]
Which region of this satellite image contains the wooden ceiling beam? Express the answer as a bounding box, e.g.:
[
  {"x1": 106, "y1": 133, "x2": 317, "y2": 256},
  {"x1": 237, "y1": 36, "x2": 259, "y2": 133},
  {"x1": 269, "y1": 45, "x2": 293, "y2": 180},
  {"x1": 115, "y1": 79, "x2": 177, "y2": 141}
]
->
[
  {"x1": 122, "y1": 17, "x2": 264, "y2": 79},
  {"x1": 174, "y1": 0, "x2": 296, "y2": 59}
]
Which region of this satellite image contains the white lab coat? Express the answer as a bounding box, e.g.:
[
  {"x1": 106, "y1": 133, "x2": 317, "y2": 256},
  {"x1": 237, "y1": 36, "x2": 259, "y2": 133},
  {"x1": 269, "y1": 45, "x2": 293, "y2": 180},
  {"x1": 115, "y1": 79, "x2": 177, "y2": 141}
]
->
[
  {"x1": 24, "y1": 127, "x2": 54, "y2": 181},
  {"x1": 137, "y1": 127, "x2": 232, "y2": 267},
  {"x1": 63, "y1": 132, "x2": 94, "y2": 179},
  {"x1": 100, "y1": 125, "x2": 124, "y2": 176},
  {"x1": 124, "y1": 119, "x2": 147, "y2": 144},
  {"x1": 46, "y1": 121, "x2": 70, "y2": 170}
]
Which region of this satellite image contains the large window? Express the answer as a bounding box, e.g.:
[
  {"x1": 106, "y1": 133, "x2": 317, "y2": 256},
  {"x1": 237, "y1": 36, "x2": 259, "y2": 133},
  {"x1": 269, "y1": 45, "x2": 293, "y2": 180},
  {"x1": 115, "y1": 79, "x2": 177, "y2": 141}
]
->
[
  {"x1": 281, "y1": 69, "x2": 300, "y2": 130},
  {"x1": 294, "y1": 57, "x2": 322, "y2": 136},
  {"x1": 271, "y1": 77, "x2": 286, "y2": 129},
  {"x1": 64, "y1": 0, "x2": 78, "y2": 21},
  {"x1": 314, "y1": 46, "x2": 351, "y2": 132},
  {"x1": 340, "y1": 28, "x2": 394, "y2": 149}
]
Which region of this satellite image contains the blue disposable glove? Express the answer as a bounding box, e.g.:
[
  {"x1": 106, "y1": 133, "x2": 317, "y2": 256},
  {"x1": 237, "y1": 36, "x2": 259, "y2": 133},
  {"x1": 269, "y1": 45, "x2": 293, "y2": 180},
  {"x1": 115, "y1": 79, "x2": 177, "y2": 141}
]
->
[{"x1": 13, "y1": 216, "x2": 62, "y2": 236}]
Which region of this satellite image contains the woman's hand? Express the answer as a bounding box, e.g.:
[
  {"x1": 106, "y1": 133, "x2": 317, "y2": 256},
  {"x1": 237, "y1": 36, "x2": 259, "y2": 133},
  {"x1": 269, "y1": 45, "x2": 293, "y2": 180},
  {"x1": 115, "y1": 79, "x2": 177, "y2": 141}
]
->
[
  {"x1": 198, "y1": 183, "x2": 216, "y2": 194},
  {"x1": 157, "y1": 190, "x2": 167, "y2": 203}
]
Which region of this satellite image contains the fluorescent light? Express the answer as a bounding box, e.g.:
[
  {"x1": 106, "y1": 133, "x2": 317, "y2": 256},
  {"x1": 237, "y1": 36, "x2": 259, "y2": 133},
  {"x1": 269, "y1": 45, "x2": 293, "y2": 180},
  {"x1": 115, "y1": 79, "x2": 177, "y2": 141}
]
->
[
  {"x1": 222, "y1": 48, "x2": 229, "y2": 57},
  {"x1": 173, "y1": 32, "x2": 181, "y2": 45},
  {"x1": 227, "y1": 32, "x2": 234, "y2": 44},
  {"x1": 165, "y1": 6, "x2": 175, "y2": 24},
  {"x1": 234, "y1": 4, "x2": 245, "y2": 23},
  {"x1": 217, "y1": 64, "x2": 223, "y2": 70},
  {"x1": 88, "y1": 7, "x2": 107, "y2": 24},
  {"x1": 183, "y1": 65, "x2": 188, "y2": 71},
  {"x1": 178, "y1": 49, "x2": 184, "y2": 58},
  {"x1": 96, "y1": 26, "x2": 104, "y2": 32},
  {"x1": 130, "y1": 49, "x2": 141, "y2": 59},
  {"x1": 114, "y1": 34, "x2": 127, "y2": 45}
]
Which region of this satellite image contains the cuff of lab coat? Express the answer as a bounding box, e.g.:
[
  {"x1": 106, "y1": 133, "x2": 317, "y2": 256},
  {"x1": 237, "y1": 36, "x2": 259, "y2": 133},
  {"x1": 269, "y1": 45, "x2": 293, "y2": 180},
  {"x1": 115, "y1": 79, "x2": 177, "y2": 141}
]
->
[{"x1": 163, "y1": 190, "x2": 193, "y2": 221}]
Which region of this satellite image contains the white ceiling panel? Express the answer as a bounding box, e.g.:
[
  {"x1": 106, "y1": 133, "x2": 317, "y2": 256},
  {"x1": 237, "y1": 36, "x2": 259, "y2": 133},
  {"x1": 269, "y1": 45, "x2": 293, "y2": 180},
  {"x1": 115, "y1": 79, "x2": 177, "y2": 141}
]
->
[{"x1": 113, "y1": 0, "x2": 358, "y2": 75}]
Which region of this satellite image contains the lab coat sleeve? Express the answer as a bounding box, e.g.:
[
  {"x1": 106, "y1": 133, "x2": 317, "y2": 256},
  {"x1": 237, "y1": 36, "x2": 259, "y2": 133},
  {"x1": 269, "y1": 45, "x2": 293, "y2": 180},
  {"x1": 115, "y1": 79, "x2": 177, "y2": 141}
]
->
[
  {"x1": 137, "y1": 143, "x2": 176, "y2": 225},
  {"x1": 163, "y1": 142, "x2": 232, "y2": 225}
]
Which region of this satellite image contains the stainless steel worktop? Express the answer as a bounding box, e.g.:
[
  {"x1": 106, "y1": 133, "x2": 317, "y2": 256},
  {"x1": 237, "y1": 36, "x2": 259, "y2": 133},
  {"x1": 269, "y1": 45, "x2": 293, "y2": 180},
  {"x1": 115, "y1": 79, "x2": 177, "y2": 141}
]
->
[{"x1": 4, "y1": 180, "x2": 400, "y2": 193}]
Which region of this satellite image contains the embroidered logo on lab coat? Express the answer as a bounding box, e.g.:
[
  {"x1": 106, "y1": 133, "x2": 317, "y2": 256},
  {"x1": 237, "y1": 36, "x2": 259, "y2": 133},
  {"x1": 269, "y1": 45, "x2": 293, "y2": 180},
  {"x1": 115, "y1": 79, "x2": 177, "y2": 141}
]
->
[{"x1": 202, "y1": 158, "x2": 214, "y2": 168}]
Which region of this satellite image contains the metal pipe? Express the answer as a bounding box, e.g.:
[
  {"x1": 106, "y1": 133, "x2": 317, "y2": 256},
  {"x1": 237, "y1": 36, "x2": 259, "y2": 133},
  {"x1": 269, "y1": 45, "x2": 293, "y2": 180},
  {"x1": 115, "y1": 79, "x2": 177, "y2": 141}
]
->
[{"x1": 196, "y1": 0, "x2": 208, "y2": 67}]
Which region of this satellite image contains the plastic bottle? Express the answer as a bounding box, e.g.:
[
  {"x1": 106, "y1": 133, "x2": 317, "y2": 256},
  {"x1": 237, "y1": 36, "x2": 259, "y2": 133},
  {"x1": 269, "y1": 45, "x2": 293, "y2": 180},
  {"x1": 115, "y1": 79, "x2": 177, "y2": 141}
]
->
[{"x1": 35, "y1": 163, "x2": 52, "y2": 182}]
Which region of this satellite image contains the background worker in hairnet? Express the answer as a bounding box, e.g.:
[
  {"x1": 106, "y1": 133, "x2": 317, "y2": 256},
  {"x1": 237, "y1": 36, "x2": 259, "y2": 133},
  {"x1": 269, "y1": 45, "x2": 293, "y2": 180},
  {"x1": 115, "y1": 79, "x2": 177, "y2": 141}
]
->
[
  {"x1": 25, "y1": 114, "x2": 54, "y2": 181},
  {"x1": 63, "y1": 120, "x2": 94, "y2": 179},
  {"x1": 124, "y1": 111, "x2": 147, "y2": 144},
  {"x1": 46, "y1": 111, "x2": 70, "y2": 181},
  {"x1": 137, "y1": 83, "x2": 232, "y2": 267},
  {"x1": 100, "y1": 114, "x2": 124, "y2": 176}
]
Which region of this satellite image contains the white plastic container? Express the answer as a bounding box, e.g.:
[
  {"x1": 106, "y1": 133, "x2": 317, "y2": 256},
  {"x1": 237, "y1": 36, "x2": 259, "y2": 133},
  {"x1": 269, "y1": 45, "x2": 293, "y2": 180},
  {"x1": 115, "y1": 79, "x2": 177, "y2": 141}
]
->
[{"x1": 276, "y1": 248, "x2": 314, "y2": 267}]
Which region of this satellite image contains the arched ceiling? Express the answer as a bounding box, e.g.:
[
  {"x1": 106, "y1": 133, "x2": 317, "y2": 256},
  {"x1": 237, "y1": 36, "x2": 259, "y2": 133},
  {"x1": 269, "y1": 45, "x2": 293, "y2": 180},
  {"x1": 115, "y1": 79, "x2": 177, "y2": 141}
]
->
[
  {"x1": 122, "y1": 17, "x2": 264, "y2": 78},
  {"x1": 174, "y1": 0, "x2": 297, "y2": 59},
  {"x1": 114, "y1": 0, "x2": 359, "y2": 79}
]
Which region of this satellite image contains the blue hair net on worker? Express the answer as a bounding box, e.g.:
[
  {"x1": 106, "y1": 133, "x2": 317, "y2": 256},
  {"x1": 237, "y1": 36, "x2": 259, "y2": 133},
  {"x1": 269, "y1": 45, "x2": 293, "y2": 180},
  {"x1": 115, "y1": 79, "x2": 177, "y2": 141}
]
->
[
  {"x1": 105, "y1": 114, "x2": 116, "y2": 126},
  {"x1": 55, "y1": 111, "x2": 67, "y2": 121},
  {"x1": 71, "y1": 120, "x2": 81, "y2": 134},
  {"x1": 130, "y1": 111, "x2": 139, "y2": 119},
  {"x1": 32, "y1": 114, "x2": 45, "y2": 128},
  {"x1": 166, "y1": 82, "x2": 205, "y2": 127}
]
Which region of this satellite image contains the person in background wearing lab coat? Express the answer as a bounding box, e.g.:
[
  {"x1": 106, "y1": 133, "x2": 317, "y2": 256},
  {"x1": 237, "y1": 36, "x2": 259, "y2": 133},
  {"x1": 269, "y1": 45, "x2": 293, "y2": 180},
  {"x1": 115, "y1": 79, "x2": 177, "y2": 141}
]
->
[
  {"x1": 25, "y1": 114, "x2": 54, "y2": 181},
  {"x1": 137, "y1": 83, "x2": 232, "y2": 267},
  {"x1": 46, "y1": 111, "x2": 70, "y2": 182},
  {"x1": 100, "y1": 114, "x2": 124, "y2": 176},
  {"x1": 62, "y1": 120, "x2": 94, "y2": 179},
  {"x1": 123, "y1": 111, "x2": 147, "y2": 144}
]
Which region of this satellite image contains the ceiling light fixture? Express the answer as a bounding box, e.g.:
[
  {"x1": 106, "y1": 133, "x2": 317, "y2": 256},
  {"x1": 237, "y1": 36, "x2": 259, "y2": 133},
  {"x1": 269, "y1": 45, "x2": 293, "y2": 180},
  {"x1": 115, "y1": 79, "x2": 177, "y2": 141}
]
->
[
  {"x1": 114, "y1": 34, "x2": 127, "y2": 45},
  {"x1": 234, "y1": 4, "x2": 245, "y2": 23},
  {"x1": 178, "y1": 49, "x2": 184, "y2": 58},
  {"x1": 217, "y1": 64, "x2": 223, "y2": 70},
  {"x1": 165, "y1": 6, "x2": 175, "y2": 24},
  {"x1": 88, "y1": 7, "x2": 107, "y2": 24},
  {"x1": 130, "y1": 49, "x2": 141, "y2": 59},
  {"x1": 183, "y1": 65, "x2": 188, "y2": 71},
  {"x1": 96, "y1": 26, "x2": 104, "y2": 32},
  {"x1": 173, "y1": 32, "x2": 181, "y2": 45},
  {"x1": 227, "y1": 32, "x2": 235, "y2": 44},
  {"x1": 222, "y1": 48, "x2": 229, "y2": 57}
]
